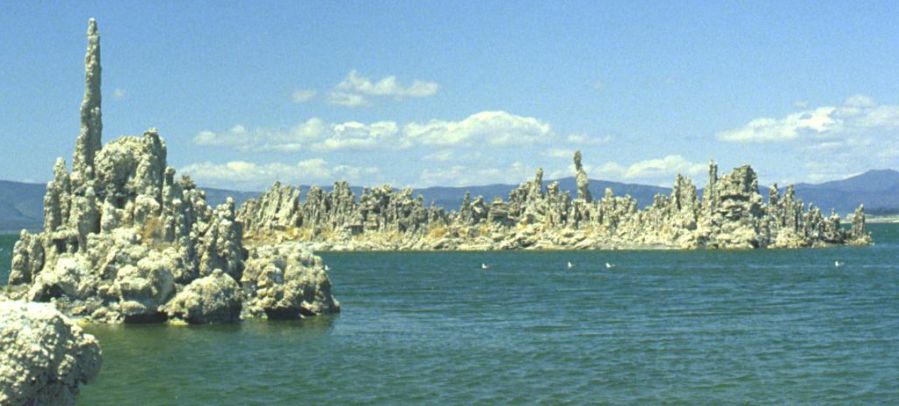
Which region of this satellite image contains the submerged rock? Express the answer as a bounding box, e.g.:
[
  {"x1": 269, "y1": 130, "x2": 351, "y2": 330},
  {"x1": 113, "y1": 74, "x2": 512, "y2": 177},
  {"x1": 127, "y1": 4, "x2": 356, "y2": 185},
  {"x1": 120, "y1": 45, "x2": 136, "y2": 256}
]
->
[
  {"x1": 0, "y1": 301, "x2": 101, "y2": 406},
  {"x1": 5, "y1": 19, "x2": 338, "y2": 324}
]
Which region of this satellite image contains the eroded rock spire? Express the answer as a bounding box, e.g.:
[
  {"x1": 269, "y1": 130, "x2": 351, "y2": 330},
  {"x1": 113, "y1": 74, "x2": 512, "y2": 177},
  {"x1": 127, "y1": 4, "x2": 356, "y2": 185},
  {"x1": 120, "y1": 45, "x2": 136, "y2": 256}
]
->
[
  {"x1": 574, "y1": 150, "x2": 592, "y2": 202},
  {"x1": 73, "y1": 18, "x2": 102, "y2": 182}
]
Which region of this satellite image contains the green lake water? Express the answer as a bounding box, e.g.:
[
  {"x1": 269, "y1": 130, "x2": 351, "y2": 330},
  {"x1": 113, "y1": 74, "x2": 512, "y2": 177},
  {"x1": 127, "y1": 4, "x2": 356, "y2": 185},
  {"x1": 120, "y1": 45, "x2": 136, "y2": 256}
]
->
[{"x1": 1, "y1": 227, "x2": 898, "y2": 404}]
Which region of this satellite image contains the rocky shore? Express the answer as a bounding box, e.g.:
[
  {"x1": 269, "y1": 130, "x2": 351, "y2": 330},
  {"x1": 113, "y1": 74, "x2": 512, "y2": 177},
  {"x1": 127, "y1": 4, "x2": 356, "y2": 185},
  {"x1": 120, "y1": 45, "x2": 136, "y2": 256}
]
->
[
  {"x1": 0, "y1": 301, "x2": 101, "y2": 406},
  {"x1": 3, "y1": 20, "x2": 339, "y2": 324},
  {"x1": 238, "y1": 151, "x2": 872, "y2": 251}
]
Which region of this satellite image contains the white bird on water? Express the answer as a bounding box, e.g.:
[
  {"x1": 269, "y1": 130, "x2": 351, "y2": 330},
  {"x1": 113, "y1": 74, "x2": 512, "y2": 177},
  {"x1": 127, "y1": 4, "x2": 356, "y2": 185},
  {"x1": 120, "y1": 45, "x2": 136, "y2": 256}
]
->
[
  {"x1": 834, "y1": 261, "x2": 844, "y2": 268},
  {"x1": 567, "y1": 261, "x2": 574, "y2": 269},
  {"x1": 481, "y1": 263, "x2": 490, "y2": 270},
  {"x1": 324, "y1": 265, "x2": 331, "y2": 271},
  {"x1": 605, "y1": 262, "x2": 616, "y2": 269}
]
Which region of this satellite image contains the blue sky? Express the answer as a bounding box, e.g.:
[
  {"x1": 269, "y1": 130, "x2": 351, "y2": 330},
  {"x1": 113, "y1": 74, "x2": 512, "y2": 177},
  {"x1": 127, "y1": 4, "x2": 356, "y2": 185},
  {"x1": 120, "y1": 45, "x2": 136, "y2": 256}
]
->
[{"x1": 1, "y1": 1, "x2": 898, "y2": 190}]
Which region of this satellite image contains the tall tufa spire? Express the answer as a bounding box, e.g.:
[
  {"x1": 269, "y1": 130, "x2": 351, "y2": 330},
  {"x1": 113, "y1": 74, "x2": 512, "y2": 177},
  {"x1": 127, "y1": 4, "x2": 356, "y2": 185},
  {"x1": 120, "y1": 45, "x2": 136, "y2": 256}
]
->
[
  {"x1": 573, "y1": 150, "x2": 592, "y2": 202},
  {"x1": 702, "y1": 160, "x2": 718, "y2": 213},
  {"x1": 73, "y1": 18, "x2": 102, "y2": 182}
]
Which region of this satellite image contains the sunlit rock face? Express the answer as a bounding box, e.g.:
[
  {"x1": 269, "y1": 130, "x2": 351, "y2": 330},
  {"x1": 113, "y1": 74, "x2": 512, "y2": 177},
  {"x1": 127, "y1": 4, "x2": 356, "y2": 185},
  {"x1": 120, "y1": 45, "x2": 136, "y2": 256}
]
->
[
  {"x1": 239, "y1": 152, "x2": 871, "y2": 251},
  {"x1": 5, "y1": 19, "x2": 338, "y2": 323}
]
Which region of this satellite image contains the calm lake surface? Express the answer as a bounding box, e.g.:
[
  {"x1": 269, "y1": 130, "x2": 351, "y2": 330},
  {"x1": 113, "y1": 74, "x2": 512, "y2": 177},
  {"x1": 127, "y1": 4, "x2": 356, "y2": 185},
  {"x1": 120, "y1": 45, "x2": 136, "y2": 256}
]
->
[{"x1": 2, "y1": 226, "x2": 898, "y2": 404}]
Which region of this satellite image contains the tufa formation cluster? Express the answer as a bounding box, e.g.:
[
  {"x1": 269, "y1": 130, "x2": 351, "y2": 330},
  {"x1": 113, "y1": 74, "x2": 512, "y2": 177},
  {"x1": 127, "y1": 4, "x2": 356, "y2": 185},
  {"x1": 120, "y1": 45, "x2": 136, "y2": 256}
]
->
[
  {"x1": 4, "y1": 19, "x2": 339, "y2": 323},
  {"x1": 238, "y1": 157, "x2": 871, "y2": 251}
]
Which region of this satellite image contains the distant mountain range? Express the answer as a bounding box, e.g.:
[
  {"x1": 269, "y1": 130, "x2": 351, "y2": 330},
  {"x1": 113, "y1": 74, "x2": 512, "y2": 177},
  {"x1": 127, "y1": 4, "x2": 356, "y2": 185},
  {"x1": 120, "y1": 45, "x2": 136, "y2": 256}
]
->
[
  {"x1": 790, "y1": 169, "x2": 899, "y2": 216},
  {"x1": 2, "y1": 169, "x2": 897, "y2": 232}
]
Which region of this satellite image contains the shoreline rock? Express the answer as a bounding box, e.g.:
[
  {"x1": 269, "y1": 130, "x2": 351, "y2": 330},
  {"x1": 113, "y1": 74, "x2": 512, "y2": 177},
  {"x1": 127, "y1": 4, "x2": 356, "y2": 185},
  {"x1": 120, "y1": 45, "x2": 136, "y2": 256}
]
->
[{"x1": 0, "y1": 301, "x2": 101, "y2": 406}]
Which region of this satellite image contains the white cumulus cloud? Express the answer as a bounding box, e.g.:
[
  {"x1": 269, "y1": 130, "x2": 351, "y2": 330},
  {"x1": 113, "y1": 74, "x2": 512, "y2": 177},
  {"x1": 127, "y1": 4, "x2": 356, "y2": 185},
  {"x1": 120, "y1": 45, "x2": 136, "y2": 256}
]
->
[
  {"x1": 717, "y1": 95, "x2": 899, "y2": 143},
  {"x1": 192, "y1": 119, "x2": 327, "y2": 153},
  {"x1": 716, "y1": 95, "x2": 899, "y2": 182},
  {"x1": 404, "y1": 111, "x2": 552, "y2": 147},
  {"x1": 336, "y1": 70, "x2": 439, "y2": 98},
  {"x1": 327, "y1": 70, "x2": 439, "y2": 107},
  {"x1": 310, "y1": 121, "x2": 399, "y2": 151},
  {"x1": 193, "y1": 111, "x2": 553, "y2": 152}
]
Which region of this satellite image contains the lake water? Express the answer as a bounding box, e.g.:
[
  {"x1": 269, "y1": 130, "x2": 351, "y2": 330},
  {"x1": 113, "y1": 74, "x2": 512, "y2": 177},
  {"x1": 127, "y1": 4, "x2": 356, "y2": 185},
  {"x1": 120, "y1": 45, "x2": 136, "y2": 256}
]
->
[{"x1": 1, "y1": 227, "x2": 898, "y2": 404}]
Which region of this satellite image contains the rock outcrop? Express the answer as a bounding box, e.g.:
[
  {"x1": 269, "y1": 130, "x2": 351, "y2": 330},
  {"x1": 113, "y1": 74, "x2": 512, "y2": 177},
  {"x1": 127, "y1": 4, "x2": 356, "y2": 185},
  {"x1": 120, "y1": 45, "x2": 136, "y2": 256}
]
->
[
  {"x1": 0, "y1": 301, "x2": 101, "y2": 406},
  {"x1": 164, "y1": 269, "x2": 242, "y2": 324},
  {"x1": 241, "y1": 243, "x2": 340, "y2": 319},
  {"x1": 4, "y1": 19, "x2": 338, "y2": 323},
  {"x1": 239, "y1": 153, "x2": 872, "y2": 251}
]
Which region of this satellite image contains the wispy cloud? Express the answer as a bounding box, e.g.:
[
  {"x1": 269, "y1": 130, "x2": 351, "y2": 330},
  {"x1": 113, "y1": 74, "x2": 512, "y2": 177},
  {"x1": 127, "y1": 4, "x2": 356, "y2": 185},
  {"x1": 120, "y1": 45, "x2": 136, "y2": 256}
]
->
[
  {"x1": 418, "y1": 162, "x2": 532, "y2": 187},
  {"x1": 291, "y1": 89, "x2": 317, "y2": 103},
  {"x1": 112, "y1": 88, "x2": 126, "y2": 100},
  {"x1": 547, "y1": 155, "x2": 706, "y2": 185},
  {"x1": 328, "y1": 92, "x2": 369, "y2": 107},
  {"x1": 180, "y1": 159, "x2": 380, "y2": 190},
  {"x1": 566, "y1": 133, "x2": 612, "y2": 146},
  {"x1": 422, "y1": 149, "x2": 455, "y2": 162},
  {"x1": 543, "y1": 148, "x2": 575, "y2": 159},
  {"x1": 614, "y1": 155, "x2": 706, "y2": 180}
]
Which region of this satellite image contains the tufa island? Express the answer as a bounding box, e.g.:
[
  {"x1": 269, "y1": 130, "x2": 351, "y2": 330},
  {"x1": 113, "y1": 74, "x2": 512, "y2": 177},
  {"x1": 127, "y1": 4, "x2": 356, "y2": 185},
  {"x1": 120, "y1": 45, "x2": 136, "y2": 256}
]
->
[
  {"x1": 0, "y1": 18, "x2": 874, "y2": 406},
  {"x1": 2, "y1": 19, "x2": 339, "y2": 330},
  {"x1": 238, "y1": 150, "x2": 872, "y2": 251}
]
